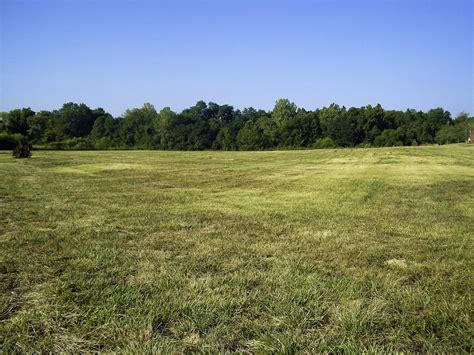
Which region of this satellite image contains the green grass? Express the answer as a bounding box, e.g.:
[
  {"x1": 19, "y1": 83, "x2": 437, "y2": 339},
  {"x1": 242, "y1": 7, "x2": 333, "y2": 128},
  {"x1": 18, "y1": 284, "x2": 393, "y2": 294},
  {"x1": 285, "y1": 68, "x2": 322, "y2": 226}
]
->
[{"x1": 1, "y1": 145, "x2": 473, "y2": 352}]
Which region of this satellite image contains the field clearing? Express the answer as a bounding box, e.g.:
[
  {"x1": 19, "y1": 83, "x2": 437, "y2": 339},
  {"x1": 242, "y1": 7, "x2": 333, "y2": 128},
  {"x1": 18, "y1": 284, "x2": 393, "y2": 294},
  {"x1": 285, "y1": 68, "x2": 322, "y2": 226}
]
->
[{"x1": 0, "y1": 146, "x2": 473, "y2": 352}]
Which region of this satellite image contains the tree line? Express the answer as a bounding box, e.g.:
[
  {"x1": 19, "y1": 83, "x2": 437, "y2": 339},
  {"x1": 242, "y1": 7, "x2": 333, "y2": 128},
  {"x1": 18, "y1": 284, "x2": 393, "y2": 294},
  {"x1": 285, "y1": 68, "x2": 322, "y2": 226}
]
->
[{"x1": 0, "y1": 99, "x2": 472, "y2": 152}]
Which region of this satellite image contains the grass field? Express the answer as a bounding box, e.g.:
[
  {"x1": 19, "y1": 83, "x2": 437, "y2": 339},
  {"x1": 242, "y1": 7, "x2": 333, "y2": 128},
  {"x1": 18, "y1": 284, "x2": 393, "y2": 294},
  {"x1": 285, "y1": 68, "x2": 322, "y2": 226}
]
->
[{"x1": 1, "y1": 146, "x2": 473, "y2": 352}]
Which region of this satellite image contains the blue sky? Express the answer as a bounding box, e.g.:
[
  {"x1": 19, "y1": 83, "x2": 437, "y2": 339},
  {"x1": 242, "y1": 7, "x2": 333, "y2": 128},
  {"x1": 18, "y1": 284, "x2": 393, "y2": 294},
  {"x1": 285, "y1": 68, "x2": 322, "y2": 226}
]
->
[{"x1": 1, "y1": 0, "x2": 472, "y2": 116}]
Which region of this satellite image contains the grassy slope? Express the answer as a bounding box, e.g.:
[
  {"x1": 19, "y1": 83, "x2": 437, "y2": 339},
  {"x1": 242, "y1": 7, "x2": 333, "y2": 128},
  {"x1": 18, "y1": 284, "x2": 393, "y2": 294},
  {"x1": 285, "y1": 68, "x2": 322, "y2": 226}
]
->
[{"x1": 0, "y1": 146, "x2": 473, "y2": 352}]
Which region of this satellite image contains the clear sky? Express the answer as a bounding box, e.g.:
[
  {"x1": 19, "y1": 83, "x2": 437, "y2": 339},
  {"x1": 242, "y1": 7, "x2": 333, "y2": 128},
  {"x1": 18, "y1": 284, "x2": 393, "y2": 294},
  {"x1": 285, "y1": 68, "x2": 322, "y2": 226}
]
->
[{"x1": 1, "y1": 0, "x2": 472, "y2": 117}]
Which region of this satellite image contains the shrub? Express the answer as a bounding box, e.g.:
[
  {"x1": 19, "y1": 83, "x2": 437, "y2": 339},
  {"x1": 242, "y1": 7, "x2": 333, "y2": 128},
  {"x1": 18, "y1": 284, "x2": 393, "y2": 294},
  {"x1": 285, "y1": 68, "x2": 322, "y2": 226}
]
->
[
  {"x1": 45, "y1": 141, "x2": 65, "y2": 149},
  {"x1": 60, "y1": 137, "x2": 93, "y2": 149},
  {"x1": 0, "y1": 132, "x2": 23, "y2": 150},
  {"x1": 374, "y1": 129, "x2": 403, "y2": 147},
  {"x1": 313, "y1": 137, "x2": 337, "y2": 149},
  {"x1": 95, "y1": 137, "x2": 113, "y2": 150},
  {"x1": 45, "y1": 137, "x2": 94, "y2": 150},
  {"x1": 435, "y1": 124, "x2": 470, "y2": 144},
  {"x1": 12, "y1": 140, "x2": 32, "y2": 158}
]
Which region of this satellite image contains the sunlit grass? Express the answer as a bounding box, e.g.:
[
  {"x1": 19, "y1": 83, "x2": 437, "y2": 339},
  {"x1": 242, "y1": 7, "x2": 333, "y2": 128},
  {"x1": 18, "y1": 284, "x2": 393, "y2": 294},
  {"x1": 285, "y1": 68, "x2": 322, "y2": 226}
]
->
[{"x1": 1, "y1": 145, "x2": 472, "y2": 352}]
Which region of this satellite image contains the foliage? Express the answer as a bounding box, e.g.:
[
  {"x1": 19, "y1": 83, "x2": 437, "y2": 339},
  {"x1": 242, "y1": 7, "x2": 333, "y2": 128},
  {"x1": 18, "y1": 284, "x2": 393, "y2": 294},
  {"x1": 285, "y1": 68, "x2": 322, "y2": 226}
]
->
[
  {"x1": 237, "y1": 121, "x2": 264, "y2": 150},
  {"x1": 0, "y1": 100, "x2": 470, "y2": 150},
  {"x1": 272, "y1": 98, "x2": 297, "y2": 129},
  {"x1": 373, "y1": 128, "x2": 404, "y2": 147},
  {"x1": 313, "y1": 137, "x2": 337, "y2": 149},
  {"x1": 12, "y1": 138, "x2": 32, "y2": 158},
  {"x1": 213, "y1": 126, "x2": 236, "y2": 150},
  {"x1": 0, "y1": 132, "x2": 23, "y2": 150},
  {"x1": 56, "y1": 103, "x2": 96, "y2": 139},
  {"x1": 435, "y1": 113, "x2": 473, "y2": 144},
  {"x1": 118, "y1": 103, "x2": 159, "y2": 148},
  {"x1": 4, "y1": 108, "x2": 35, "y2": 136}
]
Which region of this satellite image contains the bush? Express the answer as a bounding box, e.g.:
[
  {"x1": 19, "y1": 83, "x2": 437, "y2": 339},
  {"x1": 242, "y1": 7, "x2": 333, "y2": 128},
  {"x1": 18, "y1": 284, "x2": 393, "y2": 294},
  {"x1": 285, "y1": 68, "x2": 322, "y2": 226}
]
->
[
  {"x1": 13, "y1": 140, "x2": 32, "y2": 158},
  {"x1": 374, "y1": 129, "x2": 403, "y2": 147},
  {"x1": 95, "y1": 137, "x2": 113, "y2": 150},
  {"x1": 45, "y1": 137, "x2": 94, "y2": 150},
  {"x1": 0, "y1": 132, "x2": 23, "y2": 150},
  {"x1": 435, "y1": 124, "x2": 470, "y2": 144},
  {"x1": 0, "y1": 132, "x2": 31, "y2": 158},
  {"x1": 313, "y1": 137, "x2": 337, "y2": 149},
  {"x1": 62, "y1": 137, "x2": 94, "y2": 149}
]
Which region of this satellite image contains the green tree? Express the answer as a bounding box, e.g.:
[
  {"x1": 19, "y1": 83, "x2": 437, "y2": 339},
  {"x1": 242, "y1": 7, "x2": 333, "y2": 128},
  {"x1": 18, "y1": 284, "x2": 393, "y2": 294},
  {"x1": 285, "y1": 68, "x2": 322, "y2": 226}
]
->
[
  {"x1": 237, "y1": 121, "x2": 264, "y2": 150},
  {"x1": 272, "y1": 98, "x2": 297, "y2": 128},
  {"x1": 319, "y1": 104, "x2": 361, "y2": 146},
  {"x1": 278, "y1": 109, "x2": 319, "y2": 148},
  {"x1": 436, "y1": 113, "x2": 473, "y2": 144},
  {"x1": 213, "y1": 126, "x2": 236, "y2": 150},
  {"x1": 90, "y1": 109, "x2": 114, "y2": 143},
  {"x1": 319, "y1": 104, "x2": 342, "y2": 137},
  {"x1": 421, "y1": 108, "x2": 452, "y2": 143},
  {"x1": 154, "y1": 107, "x2": 177, "y2": 149},
  {"x1": 4, "y1": 108, "x2": 35, "y2": 136},
  {"x1": 118, "y1": 103, "x2": 159, "y2": 148},
  {"x1": 28, "y1": 111, "x2": 56, "y2": 144},
  {"x1": 180, "y1": 101, "x2": 220, "y2": 150},
  {"x1": 374, "y1": 128, "x2": 404, "y2": 147},
  {"x1": 56, "y1": 103, "x2": 95, "y2": 139}
]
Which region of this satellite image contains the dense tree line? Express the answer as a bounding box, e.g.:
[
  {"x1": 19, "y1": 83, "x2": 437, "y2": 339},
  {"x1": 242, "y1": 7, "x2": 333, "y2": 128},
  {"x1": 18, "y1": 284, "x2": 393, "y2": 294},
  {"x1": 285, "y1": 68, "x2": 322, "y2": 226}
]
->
[{"x1": 0, "y1": 100, "x2": 472, "y2": 151}]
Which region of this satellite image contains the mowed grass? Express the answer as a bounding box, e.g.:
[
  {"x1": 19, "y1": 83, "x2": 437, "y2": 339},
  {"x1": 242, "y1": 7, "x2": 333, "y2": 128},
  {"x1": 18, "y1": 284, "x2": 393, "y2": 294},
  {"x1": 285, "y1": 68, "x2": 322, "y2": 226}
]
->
[{"x1": 0, "y1": 146, "x2": 473, "y2": 352}]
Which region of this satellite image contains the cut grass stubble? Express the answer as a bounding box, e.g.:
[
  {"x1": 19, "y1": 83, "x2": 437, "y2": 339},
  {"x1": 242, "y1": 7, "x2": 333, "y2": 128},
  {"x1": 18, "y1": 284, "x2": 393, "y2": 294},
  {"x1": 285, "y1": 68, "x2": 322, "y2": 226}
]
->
[{"x1": 0, "y1": 145, "x2": 473, "y2": 352}]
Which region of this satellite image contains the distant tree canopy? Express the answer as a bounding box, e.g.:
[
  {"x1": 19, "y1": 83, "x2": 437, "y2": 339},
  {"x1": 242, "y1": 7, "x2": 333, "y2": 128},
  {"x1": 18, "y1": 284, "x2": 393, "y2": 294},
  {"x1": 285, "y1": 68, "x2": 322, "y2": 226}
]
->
[{"x1": 0, "y1": 99, "x2": 472, "y2": 150}]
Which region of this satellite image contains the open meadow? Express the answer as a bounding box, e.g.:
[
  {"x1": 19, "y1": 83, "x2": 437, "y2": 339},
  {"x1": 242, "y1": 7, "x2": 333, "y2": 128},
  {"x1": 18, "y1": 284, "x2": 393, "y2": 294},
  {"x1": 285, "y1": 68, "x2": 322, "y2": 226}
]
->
[{"x1": 1, "y1": 145, "x2": 473, "y2": 352}]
